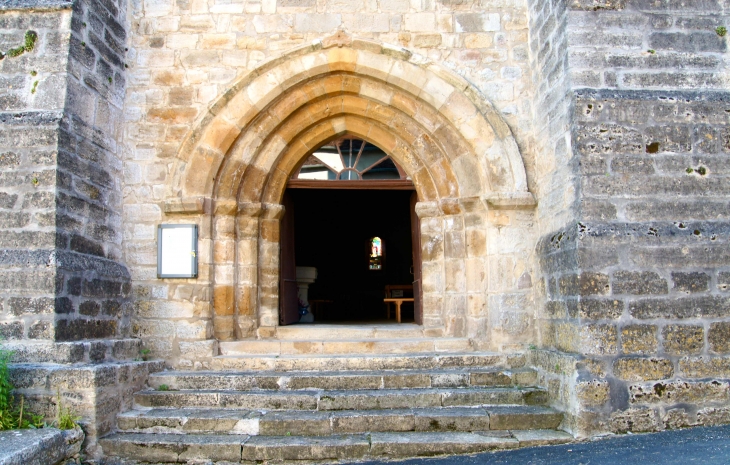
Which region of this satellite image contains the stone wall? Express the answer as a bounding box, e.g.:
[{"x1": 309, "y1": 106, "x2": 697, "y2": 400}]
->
[
  {"x1": 0, "y1": 0, "x2": 132, "y2": 342},
  {"x1": 568, "y1": 0, "x2": 729, "y2": 91},
  {"x1": 533, "y1": 0, "x2": 730, "y2": 436},
  {"x1": 54, "y1": 0, "x2": 132, "y2": 340},
  {"x1": 0, "y1": 5, "x2": 70, "y2": 342},
  {"x1": 526, "y1": 0, "x2": 583, "y2": 424},
  {"x1": 10, "y1": 359, "x2": 164, "y2": 457},
  {"x1": 571, "y1": 89, "x2": 730, "y2": 434}
]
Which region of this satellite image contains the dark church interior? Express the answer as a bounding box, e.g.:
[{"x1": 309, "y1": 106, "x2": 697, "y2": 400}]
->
[{"x1": 288, "y1": 188, "x2": 416, "y2": 323}]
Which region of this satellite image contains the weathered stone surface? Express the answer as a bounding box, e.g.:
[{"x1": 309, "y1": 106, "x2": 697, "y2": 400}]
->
[
  {"x1": 610, "y1": 408, "x2": 660, "y2": 434},
  {"x1": 679, "y1": 356, "x2": 730, "y2": 378},
  {"x1": 0, "y1": 428, "x2": 66, "y2": 465},
  {"x1": 581, "y1": 324, "x2": 618, "y2": 355},
  {"x1": 412, "y1": 407, "x2": 489, "y2": 432},
  {"x1": 612, "y1": 271, "x2": 667, "y2": 296},
  {"x1": 630, "y1": 380, "x2": 730, "y2": 404},
  {"x1": 441, "y1": 387, "x2": 530, "y2": 407},
  {"x1": 629, "y1": 296, "x2": 730, "y2": 320},
  {"x1": 119, "y1": 408, "x2": 260, "y2": 435},
  {"x1": 242, "y1": 434, "x2": 369, "y2": 461},
  {"x1": 486, "y1": 406, "x2": 563, "y2": 430},
  {"x1": 579, "y1": 299, "x2": 623, "y2": 319},
  {"x1": 662, "y1": 325, "x2": 704, "y2": 355},
  {"x1": 709, "y1": 322, "x2": 730, "y2": 354},
  {"x1": 259, "y1": 411, "x2": 334, "y2": 436},
  {"x1": 663, "y1": 408, "x2": 693, "y2": 430},
  {"x1": 332, "y1": 409, "x2": 415, "y2": 433},
  {"x1": 101, "y1": 433, "x2": 246, "y2": 463},
  {"x1": 620, "y1": 325, "x2": 658, "y2": 355},
  {"x1": 672, "y1": 272, "x2": 709, "y2": 293},
  {"x1": 698, "y1": 407, "x2": 730, "y2": 426},
  {"x1": 371, "y1": 431, "x2": 518, "y2": 457},
  {"x1": 318, "y1": 389, "x2": 441, "y2": 410},
  {"x1": 613, "y1": 357, "x2": 674, "y2": 382},
  {"x1": 576, "y1": 379, "x2": 609, "y2": 406},
  {"x1": 511, "y1": 429, "x2": 573, "y2": 447}
]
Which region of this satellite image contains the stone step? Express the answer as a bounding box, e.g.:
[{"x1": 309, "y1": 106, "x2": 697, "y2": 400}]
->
[
  {"x1": 100, "y1": 430, "x2": 573, "y2": 463},
  {"x1": 134, "y1": 387, "x2": 549, "y2": 411},
  {"x1": 210, "y1": 351, "x2": 526, "y2": 371},
  {"x1": 274, "y1": 323, "x2": 426, "y2": 340},
  {"x1": 148, "y1": 367, "x2": 538, "y2": 391},
  {"x1": 218, "y1": 337, "x2": 474, "y2": 356},
  {"x1": 118, "y1": 405, "x2": 563, "y2": 435}
]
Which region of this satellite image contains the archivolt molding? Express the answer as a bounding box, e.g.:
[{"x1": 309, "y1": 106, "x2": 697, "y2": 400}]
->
[{"x1": 165, "y1": 32, "x2": 532, "y2": 212}]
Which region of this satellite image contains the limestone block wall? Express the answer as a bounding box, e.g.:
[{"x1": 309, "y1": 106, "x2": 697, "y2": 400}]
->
[
  {"x1": 54, "y1": 0, "x2": 133, "y2": 340},
  {"x1": 572, "y1": 89, "x2": 730, "y2": 434},
  {"x1": 534, "y1": 0, "x2": 730, "y2": 436},
  {"x1": 0, "y1": 0, "x2": 132, "y2": 342},
  {"x1": 526, "y1": 0, "x2": 583, "y2": 423},
  {"x1": 568, "y1": 0, "x2": 729, "y2": 91},
  {"x1": 526, "y1": 0, "x2": 576, "y2": 233},
  {"x1": 124, "y1": 0, "x2": 542, "y2": 362},
  {"x1": 0, "y1": 6, "x2": 70, "y2": 341},
  {"x1": 10, "y1": 356, "x2": 164, "y2": 456}
]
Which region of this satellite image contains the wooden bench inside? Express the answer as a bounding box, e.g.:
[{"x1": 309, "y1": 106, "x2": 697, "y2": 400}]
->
[{"x1": 384, "y1": 285, "x2": 414, "y2": 323}]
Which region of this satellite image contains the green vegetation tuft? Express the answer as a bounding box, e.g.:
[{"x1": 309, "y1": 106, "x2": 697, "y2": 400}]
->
[
  {"x1": 54, "y1": 391, "x2": 80, "y2": 430},
  {"x1": 0, "y1": 341, "x2": 45, "y2": 430},
  {"x1": 716, "y1": 26, "x2": 727, "y2": 37}
]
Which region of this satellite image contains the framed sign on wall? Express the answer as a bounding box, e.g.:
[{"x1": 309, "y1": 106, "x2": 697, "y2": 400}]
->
[{"x1": 157, "y1": 224, "x2": 198, "y2": 278}]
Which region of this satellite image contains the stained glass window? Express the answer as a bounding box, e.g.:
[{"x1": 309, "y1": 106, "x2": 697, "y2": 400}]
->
[
  {"x1": 369, "y1": 237, "x2": 383, "y2": 270},
  {"x1": 293, "y1": 137, "x2": 407, "y2": 181}
]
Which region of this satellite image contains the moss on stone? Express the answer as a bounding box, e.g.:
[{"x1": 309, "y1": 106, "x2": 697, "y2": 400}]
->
[{"x1": 2, "y1": 30, "x2": 38, "y2": 60}]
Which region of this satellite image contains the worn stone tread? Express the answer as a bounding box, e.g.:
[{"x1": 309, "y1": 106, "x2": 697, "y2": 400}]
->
[
  {"x1": 210, "y1": 352, "x2": 520, "y2": 371},
  {"x1": 118, "y1": 408, "x2": 261, "y2": 434},
  {"x1": 219, "y1": 337, "x2": 474, "y2": 356},
  {"x1": 118, "y1": 405, "x2": 563, "y2": 435},
  {"x1": 369, "y1": 431, "x2": 519, "y2": 456},
  {"x1": 318, "y1": 387, "x2": 539, "y2": 410},
  {"x1": 99, "y1": 433, "x2": 248, "y2": 463},
  {"x1": 274, "y1": 324, "x2": 425, "y2": 340},
  {"x1": 134, "y1": 389, "x2": 320, "y2": 409},
  {"x1": 101, "y1": 429, "x2": 575, "y2": 462},
  {"x1": 242, "y1": 434, "x2": 371, "y2": 461},
  {"x1": 148, "y1": 367, "x2": 538, "y2": 391},
  {"x1": 486, "y1": 406, "x2": 564, "y2": 430},
  {"x1": 134, "y1": 386, "x2": 545, "y2": 411},
  {"x1": 511, "y1": 429, "x2": 574, "y2": 446}
]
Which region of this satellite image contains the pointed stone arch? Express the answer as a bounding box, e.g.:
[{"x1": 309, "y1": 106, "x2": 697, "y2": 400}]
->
[{"x1": 163, "y1": 33, "x2": 534, "y2": 341}]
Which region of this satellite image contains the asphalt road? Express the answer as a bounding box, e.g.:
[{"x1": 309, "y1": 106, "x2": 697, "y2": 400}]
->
[{"x1": 348, "y1": 425, "x2": 730, "y2": 465}]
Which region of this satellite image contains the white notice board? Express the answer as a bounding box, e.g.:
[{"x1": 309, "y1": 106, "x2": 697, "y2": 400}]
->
[{"x1": 157, "y1": 224, "x2": 198, "y2": 278}]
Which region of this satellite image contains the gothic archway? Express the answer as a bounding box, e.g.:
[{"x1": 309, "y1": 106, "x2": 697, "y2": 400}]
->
[{"x1": 164, "y1": 33, "x2": 534, "y2": 341}]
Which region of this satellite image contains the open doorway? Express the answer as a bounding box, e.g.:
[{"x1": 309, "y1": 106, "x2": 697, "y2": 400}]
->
[
  {"x1": 290, "y1": 188, "x2": 414, "y2": 322},
  {"x1": 279, "y1": 137, "x2": 422, "y2": 325}
]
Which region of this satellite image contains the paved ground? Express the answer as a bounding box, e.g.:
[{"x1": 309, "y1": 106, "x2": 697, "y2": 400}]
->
[{"x1": 349, "y1": 425, "x2": 730, "y2": 465}]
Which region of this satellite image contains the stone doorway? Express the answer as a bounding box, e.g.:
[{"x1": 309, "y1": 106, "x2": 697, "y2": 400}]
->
[{"x1": 164, "y1": 34, "x2": 534, "y2": 345}]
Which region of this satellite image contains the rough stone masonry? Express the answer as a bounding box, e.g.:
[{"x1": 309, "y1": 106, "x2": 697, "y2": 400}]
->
[{"x1": 0, "y1": 0, "x2": 728, "y2": 457}]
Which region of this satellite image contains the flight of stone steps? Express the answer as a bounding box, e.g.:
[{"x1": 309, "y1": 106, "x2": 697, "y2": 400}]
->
[{"x1": 100, "y1": 334, "x2": 572, "y2": 463}]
